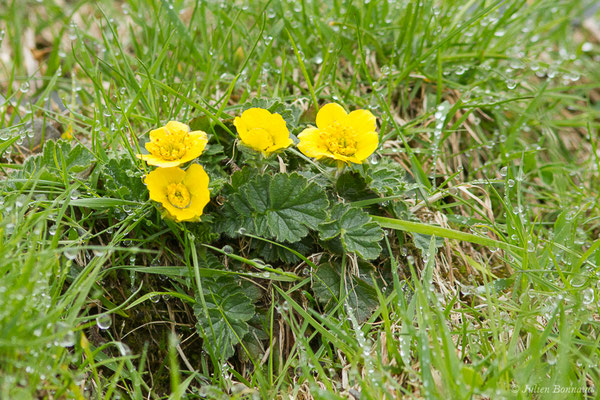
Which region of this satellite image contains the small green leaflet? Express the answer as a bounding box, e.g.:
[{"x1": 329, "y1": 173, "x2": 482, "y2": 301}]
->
[
  {"x1": 193, "y1": 277, "x2": 256, "y2": 360},
  {"x1": 312, "y1": 263, "x2": 380, "y2": 324},
  {"x1": 357, "y1": 160, "x2": 416, "y2": 196},
  {"x1": 99, "y1": 157, "x2": 146, "y2": 202},
  {"x1": 319, "y1": 203, "x2": 384, "y2": 260},
  {"x1": 218, "y1": 171, "x2": 329, "y2": 243},
  {"x1": 18, "y1": 139, "x2": 95, "y2": 182}
]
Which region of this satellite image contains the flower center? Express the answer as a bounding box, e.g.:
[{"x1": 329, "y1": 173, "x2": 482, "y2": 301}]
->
[
  {"x1": 166, "y1": 183, "x2": 191, "y2": 209},
  {"x1": 321, "y1": 122, "x2": 357, "y2": 156},
  {"x1": 147, "y1": 129, "x2": 191, "y2": 161}
]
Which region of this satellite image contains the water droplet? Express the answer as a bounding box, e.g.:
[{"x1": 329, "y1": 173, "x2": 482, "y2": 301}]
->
[
  {"x1": 20, "y1": 82, "x2": 30, "y2": 93},
  {"x1": 237, "y1": 227, "x2": 247, "y2": 235},
  {"x1": 506, "y1": 79, "x2": 517, "y2": 90},
  {"x1": 96, "y1": 314, "x2": 112, "y2": 330},
  {"x1": 570, "y1": 275, "x2": 586, "y2": 288},
  {"x1": 500, "y1": 166, "x2": 508, "y2": 177},
  {"x1": 455, "y1": 66, "x2": 467, "y2": 75},
  {"x1": 507, "y1": 179, "x2": 515, "y2": 188},
  {"x1": 222, "y1": 245, "x2": 233, "y2": 254},
  {"x1": 582, "y1": 288, "x2": 594, "y2": 305},
  {"x1": 64, "y1": 248, "x2": 78, "y2": 260},
  {"x1": 55, "y1": 323, "x2": 75, "y2": 347},
  {"x1": 116, "y1": 342, "x2": 131, "y2": 356}
]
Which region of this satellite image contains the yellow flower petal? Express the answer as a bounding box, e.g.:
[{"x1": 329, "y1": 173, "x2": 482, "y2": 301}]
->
[
  {"x1": 144, "y1": 165, "x2": 210, "y2": 222},
  {"x1": 165, "y1": 120, "x2": 190, "y2": 134},
  {"x1": 353, "y1": 131, "x2": 379, "y2": 161},
  {"x1": 177, "y1": 131, "x2": 208, "y2": 164},
  {"x1": 345, "y1": 109, "x2": 377, "y2": 135},
  {"x1": 240, "y1": 127, "x2": 274, "y2": 152},
  {"x1": 316, "y1": 103, "x2": 347, "y2": 129},
  {"x1": 297, "y1": 127, "x2": 329, "y2": 159},
  {"x1": 137, "y1": 154, "x2": 186, "y2": 168},
  {"x1": 149, "y1": 126, "x2": 167, "y2": 141},
  {"x1": 267, "y1": 113, "x2": 293, "y2": 151},
  {"x1": 239, "y1": 108, "x2": 273, "y2": 127},
  {"x1": 183, "y1": 164, "x2": 210, "y2": 215},
  {"x1": 234, "y1": 108, "x2": 291, "y2": 155},
  {"x1": 233, "y1": 116, "x2": 247, "y2": 136}
]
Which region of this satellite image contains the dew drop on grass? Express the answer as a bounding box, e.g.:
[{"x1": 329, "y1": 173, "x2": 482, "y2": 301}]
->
[
  {"x1": 96, "y1": 314, "x2": 112, "y2": 330},
  {"x1": 582, "y1": 288, "x2": 594, "y2": 305},
  {"x1": 222, "y1": 245, "x2": 233, "y2": 254},
  {"x1": 237, "y1": 227, "x2": 247, "y2": 235},
  {"x1": 64, "y1": 249, "x2": 78, "y2": 260},
  {"x1": 506, "y1": 79, "x2": 517, "y2": 89},
  {"x1": 116, "y1": 342, "x2": 131, "y2": 356},
  {"x1": 20, "y1": 82, "x2": 30, "y2": 93},
  {"x1": 570, "y1": 275, "x2": 586, "y2": 288},
  {"x1": 507, "y1": 179, "x2": 515, "y2": 188},
  {"x1": 48, "y1": 225, "x2": 58, "y2": 236},
  {"x1": 150, "y1": 294, "x2": 160, "y2": 303},
  {"x1": 455, "y1": 66, "x2": 467, "y2": 75},
  {"x1": 55, "y1": 324, "x2": 75, "y2": 347}
]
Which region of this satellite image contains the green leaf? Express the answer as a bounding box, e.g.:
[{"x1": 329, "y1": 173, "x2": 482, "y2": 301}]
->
[
  {"x1": 357, "y1": 160, "x2": 416, "y2": 196},
  {"x1": 252, "y1": 236, "x2": 314, "y2": 264},
  {"x1": 335, "y1": 171, "x2": 373, "y2": 202},
  {"x1": 319, "y1": 203, "x2": 384, "y2": 260},
  {"x1": 412, "y1": 230, "x2": 445, "y2": 258},
  {"x1": 193, "y1": 277, "x2": 256, "y2": 360},
  {"x1": 17, "y1": 139, "x2": 95, "y2": 182},
  {"x1": 391, "y1": 202, "x2": 444, "y2": 257},
  {"x1": 217, "y1": 171, "x2": 329, "y2": 243},
  {"x1": 99, "y1": 156, "x2": 146, "y2": 202},
  {"x1": 312, "y1": 262, "x2": 380, "y2": 324}
]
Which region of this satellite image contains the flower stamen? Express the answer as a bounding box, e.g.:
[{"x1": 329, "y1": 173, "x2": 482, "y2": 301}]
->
[
  {"x1": 166, "y1": 183, "x2": 191, "y2": 209},
  {"x1": 147, "y1": 129, "x2": 192, "y2": 161},
  {"x1": 321, "y1": 121, "x2": 357, "y2": 156}
]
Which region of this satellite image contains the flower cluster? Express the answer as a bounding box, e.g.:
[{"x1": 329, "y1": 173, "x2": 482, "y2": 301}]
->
[
  {"x1": 138, "y1": 121, "x2": 210, "y2": 222},
  {"x1": 138, "y1": 103, "x2": 378, "y2": 222}
]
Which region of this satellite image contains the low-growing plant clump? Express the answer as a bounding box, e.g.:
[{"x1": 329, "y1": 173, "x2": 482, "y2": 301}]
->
[{"x1": 0, "y1": 0, "x2": 599, "y2": 399}]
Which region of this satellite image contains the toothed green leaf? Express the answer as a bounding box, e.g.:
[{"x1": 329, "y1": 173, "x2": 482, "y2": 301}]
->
[{"x1": 319, "y1": 203, "x2": 384, "y2": 260}]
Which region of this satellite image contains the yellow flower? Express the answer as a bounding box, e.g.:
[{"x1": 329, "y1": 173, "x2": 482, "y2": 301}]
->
[
  {"x1": 297, "y1": 103, "x2": 378, "y2": 164},
  {"x1": 144, "y1": 164, "x2": 210, "y2": 222},
  {"x1": 233, "y1": 108, "x2": 293, "y2": 156},
  {"x1": 138, "y1": 121, "x2": 208, "y2": 167}
]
